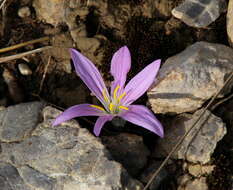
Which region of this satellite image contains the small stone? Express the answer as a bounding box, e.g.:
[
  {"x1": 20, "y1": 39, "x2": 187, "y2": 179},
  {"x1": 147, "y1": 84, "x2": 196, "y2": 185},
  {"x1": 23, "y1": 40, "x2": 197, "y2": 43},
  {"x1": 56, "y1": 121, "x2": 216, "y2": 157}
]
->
[
  {"x1": 102, "y1": 133, "x2": 150, "y2": 176},
  {"x1": 18, "y1": 63, "x2": 32, "y2": 75},
  {"x1": 186, "y1": 163, "x2": 215, "y2": 177},
  {"x1": 153, "y1": 109, "x2": 226, "y2": 164},
  {"x1": 148, "y1": 42, "x2": 233, "y2": 114},
  {"x1": 177, "y1": 175, "x2": 208, "y2": 190},
  {"x1": 172, "y1": 0, "x2": 227, "y2": 28},
  {"x1": 18, "y1": 6, "x2": 31, "y2": 18},
  {"x1": 227, "y1": 0, "x2": 233, "y2": 46},
  {"x1": 185, "y1": 177, "x2": 208, "y2": 190}
]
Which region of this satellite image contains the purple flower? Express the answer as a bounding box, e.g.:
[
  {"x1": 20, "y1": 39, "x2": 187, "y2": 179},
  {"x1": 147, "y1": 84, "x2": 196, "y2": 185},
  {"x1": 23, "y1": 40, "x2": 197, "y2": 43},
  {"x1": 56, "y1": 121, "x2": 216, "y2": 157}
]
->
[{"x1": 53, "y1": 46, "x2": 164, "y2": 137}]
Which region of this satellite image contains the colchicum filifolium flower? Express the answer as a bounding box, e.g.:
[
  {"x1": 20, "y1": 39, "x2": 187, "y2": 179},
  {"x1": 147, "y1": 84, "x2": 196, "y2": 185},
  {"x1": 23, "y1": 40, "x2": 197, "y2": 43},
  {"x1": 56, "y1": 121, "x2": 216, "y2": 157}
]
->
[{"x1": 53, "y1": 46, "x2": 164, "y2": 137}]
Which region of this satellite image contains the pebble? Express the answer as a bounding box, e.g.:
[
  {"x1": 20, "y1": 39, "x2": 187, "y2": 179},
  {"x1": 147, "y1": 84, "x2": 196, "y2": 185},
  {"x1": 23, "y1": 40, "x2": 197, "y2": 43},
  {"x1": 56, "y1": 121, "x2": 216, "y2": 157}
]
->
[
  {"x1": 18, "y1": 63, "x2": 32, "y2": 76},
  {"x1": 18, "y1": 6, "x2": 31, "y2": 18}
]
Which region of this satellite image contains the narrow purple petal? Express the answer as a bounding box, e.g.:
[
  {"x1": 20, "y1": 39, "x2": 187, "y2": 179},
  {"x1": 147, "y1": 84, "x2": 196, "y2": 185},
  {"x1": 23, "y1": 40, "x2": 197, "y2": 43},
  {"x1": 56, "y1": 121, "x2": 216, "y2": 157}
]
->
[
  {"x1": 122, "y1": 59, "x2": 161, "y2": 105},
  {"x1": 120, "y1": 105, "x2": 164, "y2": 137},
  {"x1": 52, "y1": 104, "x2": 104, "y2": 126},
  {"x1": 70, "y1": 48, "x2": 109, "y2": 103},
  {"x1": 110, "y1": 46, "x2": 131, "y2": 94},
  {"x1": 93, "y1": 116, "x2": 114, "y2": 136}
]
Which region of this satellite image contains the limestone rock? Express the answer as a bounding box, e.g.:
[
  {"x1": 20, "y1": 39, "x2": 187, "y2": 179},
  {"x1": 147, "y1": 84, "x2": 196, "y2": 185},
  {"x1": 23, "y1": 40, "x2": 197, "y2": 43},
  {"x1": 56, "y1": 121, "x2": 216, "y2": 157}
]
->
[
  {"x1": 172, "y1": 0, "x2": 227, "y2": 28},
  {"x1": 178, "y1": 175, "x2": 208, "y2": 190},
  {"x1": 102, "y1": 133, "x2": 150, "y2": 176},
  {"x1": 0, "y1": 105, "x2": 143, "y2": 190},
  {"x1": 227, "y1": 0, "x2": 233, "y2": 46},
  {"x1": 148, "y1": 42, "x2": 233, "y2": 114},
  {"x1": 0, "y1": 102, "x2": 44, "y2": 142},
  {"x1": 153, "y1": 109, "x2": 226, "y2": 164}
]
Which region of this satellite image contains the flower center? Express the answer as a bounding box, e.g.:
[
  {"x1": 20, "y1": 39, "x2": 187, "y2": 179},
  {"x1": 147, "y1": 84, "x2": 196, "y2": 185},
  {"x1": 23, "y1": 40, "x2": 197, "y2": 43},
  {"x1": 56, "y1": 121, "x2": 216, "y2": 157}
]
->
[{"x1": 90, "y1": 85, "x2": 128, "y2": 114}]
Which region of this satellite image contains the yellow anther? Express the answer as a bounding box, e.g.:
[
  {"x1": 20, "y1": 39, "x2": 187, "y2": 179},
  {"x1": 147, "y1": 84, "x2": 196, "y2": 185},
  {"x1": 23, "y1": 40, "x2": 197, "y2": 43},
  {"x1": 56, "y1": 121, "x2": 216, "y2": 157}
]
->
[
  {"x1": 118, "y1": 92, "x2": 126, "y2": 102},
  {"x1": 113, "y1": 85, "x2": 120, "y2": 100},
  {"x1": 119, "y1": 106, "x2": 129, "y2": 110},
  {"x1": 109, "y1": 103, "x2": 114, "y2": 112},
  {"x1": 90, "y1": 105, "x2": 105, "y2": 112},
  {"x1": 102, "y1": 89, "x2": 109, "y2": 103}
]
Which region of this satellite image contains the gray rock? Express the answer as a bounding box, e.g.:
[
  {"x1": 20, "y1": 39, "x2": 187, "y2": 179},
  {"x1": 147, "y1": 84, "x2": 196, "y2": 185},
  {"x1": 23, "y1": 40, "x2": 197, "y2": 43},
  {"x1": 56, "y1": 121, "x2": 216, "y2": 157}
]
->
[
  {"x1": 0, "y1": 162, "x2": 30, "y2": 190},
  {"x1": 153, "y1": 109, "x2": 226, "y2": 164},
  {"x1": 172, "y1": 0, "x2": 227, "y2": 28},
  {"x1": 227, "y1": 0, "x2": 233, "y2": 47},
  {"x1": 102, "y1": 133, "x2": 150, "y2": 176},
  {"x1": 0, "y1": 102, "x2": 44, "y2": 142},
  {"x1": 148, "y1": 42, "x2": 233, "y2": 114},
  {"x1": 0, "y1": 106, "x2": 143, "y2": 190}
]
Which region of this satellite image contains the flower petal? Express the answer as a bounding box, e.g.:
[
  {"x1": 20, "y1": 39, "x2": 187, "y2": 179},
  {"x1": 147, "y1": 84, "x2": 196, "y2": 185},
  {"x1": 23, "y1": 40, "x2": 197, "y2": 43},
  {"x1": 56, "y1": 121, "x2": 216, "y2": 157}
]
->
[
  {"x1": 120, "y1": 105, "x2": 164, "y2": 137},
  {"x1": 110, "y1": 46, "x2": 131, "y2": 94},
  {"x1": 52, "y1": 104, "x2": 104, "y2": 126},
  {"x1": 70, "y1": 48, "x2": 109, "y2": 103},
  {"x1": 122, "y1": 59, "x2": 161, "y2": 105},
  {"x1": 93, "y1": 116, "x2": 114, "y2": 136}
]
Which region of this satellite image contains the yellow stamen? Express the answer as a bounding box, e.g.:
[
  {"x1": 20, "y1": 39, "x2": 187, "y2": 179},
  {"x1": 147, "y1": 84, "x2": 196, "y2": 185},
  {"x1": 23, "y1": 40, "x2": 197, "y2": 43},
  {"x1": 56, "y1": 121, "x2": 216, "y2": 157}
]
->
[
  {"x1": 118, "y1": 92, "x2": 126, "y2": 102},
  {"x1": 119, "y1": 105, "x2": 129, "y2": 110},
  {"x1": 90, "y1": 105, "x2": 105, "y2": 112},
  {"x1": 109, "y1": 103, "x2": 114, "y2": 112},
  {"x1": 113, "y1": 85, "x2": 120, "y2": 100},
  {"x1": 102, "y1": 89, "x2": 109, "y2": 103}
]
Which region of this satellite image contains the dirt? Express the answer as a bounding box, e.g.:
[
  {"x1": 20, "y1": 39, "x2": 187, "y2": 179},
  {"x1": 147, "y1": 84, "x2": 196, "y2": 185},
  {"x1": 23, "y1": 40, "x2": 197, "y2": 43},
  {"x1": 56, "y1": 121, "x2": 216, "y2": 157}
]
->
[{"x1": 0, "y1": 0, "x2": 232, "y2": 189}]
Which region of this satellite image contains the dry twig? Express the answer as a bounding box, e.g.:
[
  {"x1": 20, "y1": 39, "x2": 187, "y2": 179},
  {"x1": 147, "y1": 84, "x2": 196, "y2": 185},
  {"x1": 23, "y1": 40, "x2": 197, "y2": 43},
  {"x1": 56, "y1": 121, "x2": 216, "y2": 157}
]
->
[
  {"x1": 0, "y1": 46, "x2": 52, "y2": 63},
  {"x1": 0, "y1": 37, "x2": 50, "y2": 53},
  {"x1": 39, "y1": 56, "x2": 51, "y2": 94}
]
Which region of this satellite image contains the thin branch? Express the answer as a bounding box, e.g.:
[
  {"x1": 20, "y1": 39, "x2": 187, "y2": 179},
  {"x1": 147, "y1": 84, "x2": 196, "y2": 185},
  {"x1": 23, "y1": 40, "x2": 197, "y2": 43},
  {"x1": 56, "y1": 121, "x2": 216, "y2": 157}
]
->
[
  {"x1": 211, "y1": 93, "x2": 233, "y2": 111},
  {"x1": 39, "y1": 56, "x2": 51, "y2": 94},
  {"x1": 0, "y1": 37, "x2": 50, "y2": 53},
  {"x1": 0, "y1": 46, "x2": 52, "y2": 63},
  {"x1": 0, "y1": 0, "x2": 7, "y2": 10},
  {"x1": 143, "y1": 72, "x2": 233, "y2": 190}
]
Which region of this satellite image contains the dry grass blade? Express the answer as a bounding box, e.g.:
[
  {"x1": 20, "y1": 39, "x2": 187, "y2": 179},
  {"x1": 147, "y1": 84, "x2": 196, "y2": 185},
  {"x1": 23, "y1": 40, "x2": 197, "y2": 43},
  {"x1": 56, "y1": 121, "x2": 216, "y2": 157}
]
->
[
  {"x1": 0, "y1": 37, "x2": 50, "y2": 53},
  {"x1": 0, "y1": 46, "x2": 52, "y2": 63},
  {"x1": 0, "y1": 0, "x2": 7, "y2": 10},
  {"x1": 143, "y1": 72, "x2": 233, "y2": 190},
  {"x1": 39, "y1": 56, "x2": 51, "y2": 94}
]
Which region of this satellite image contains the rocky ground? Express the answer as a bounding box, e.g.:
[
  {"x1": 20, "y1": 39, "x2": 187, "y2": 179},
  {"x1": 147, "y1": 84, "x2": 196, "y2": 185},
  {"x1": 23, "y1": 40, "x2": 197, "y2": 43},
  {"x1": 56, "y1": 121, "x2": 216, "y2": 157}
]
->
[{"x1": 0, "y1": 0, "x2": 233, "y2": 189}]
